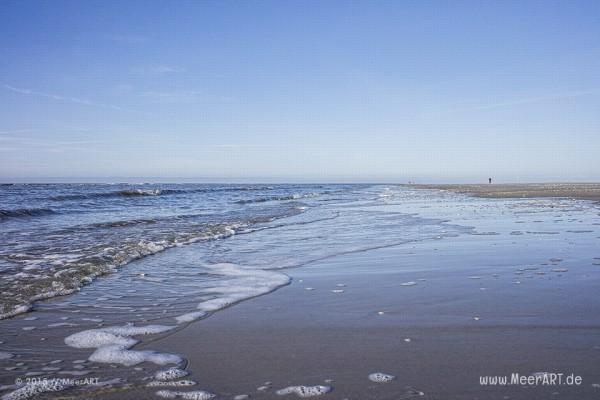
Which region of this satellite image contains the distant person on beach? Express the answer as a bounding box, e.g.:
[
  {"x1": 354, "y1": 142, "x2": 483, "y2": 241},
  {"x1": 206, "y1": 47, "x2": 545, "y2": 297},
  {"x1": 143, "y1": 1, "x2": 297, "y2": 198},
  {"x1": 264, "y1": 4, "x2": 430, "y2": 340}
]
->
[{"x1": 489, "y1": 178, "x2": 492, "y2": 184}]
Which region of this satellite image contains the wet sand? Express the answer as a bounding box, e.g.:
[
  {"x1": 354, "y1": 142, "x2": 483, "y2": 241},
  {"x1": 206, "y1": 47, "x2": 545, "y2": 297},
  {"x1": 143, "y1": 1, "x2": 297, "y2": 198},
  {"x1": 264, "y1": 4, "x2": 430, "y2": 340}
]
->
[
  {"x1": 122, "y1": 232, "x2": 600, "y2": 399},
  {"x1": 406, "y1": 183, "x2": 600, "y2": 202}
]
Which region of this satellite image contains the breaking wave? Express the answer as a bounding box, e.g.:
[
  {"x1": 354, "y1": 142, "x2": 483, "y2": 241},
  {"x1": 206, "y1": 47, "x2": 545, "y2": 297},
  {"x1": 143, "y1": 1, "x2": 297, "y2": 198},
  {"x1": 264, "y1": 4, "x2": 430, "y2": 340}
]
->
[
  {"x1": 0, "y1": 222, "x2": 248, "y2": 320},
  {"x1": 235, "y1": 193, "x2": 320, "y2": 204},
  {"x1": 0, "y1": 207, "x2": 57, "y2": 220},
  {"x1": 49, "y1": 186, "x2": 278, "y2": 201}
]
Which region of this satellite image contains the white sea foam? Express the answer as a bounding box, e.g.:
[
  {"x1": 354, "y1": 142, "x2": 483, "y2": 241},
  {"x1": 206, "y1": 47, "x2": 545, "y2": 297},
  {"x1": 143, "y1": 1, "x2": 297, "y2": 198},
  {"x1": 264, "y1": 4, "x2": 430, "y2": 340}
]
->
[
  {"x1": 81, "y1": 318, "x2": 103, "y2": 323},
  {"x1": 276, "y1": 385, "x2": 332, "y2": 397},
  {"x1": 155, "y1": 390, "x2": 215, "y2": 399},
  {"x1": 147, "y1": 380, "x2": 196, "y2": 387},
  {"x1": 89, "y1": 344, "x2": 181, "y2": 366},
  {"x1": 195, "y1": 264, "x2": 290, "y2": 314},
  {"x1": 1, "y1": 291, "x2": 59, "y2": 320},
  {"x1": 65, "y1": 330, "x2": 137, "y2": 348},
  {"x1": 100, "y1": 325, "x2": 174, "y2": 336},
  {"x1": 175, "y1": 311, "x2": 207, "y2": 324},
  {"x1": 48, "y1": 322, "x2": 78, "y2": 327},
  {"x1": 368, "y1": 372, "x2": 395, "y2": 383},
  {"x1": 64, "y1": 324, "x2": 179, "y2": 366},
  {"x1": 155, "y1": 367, "x2": 189, "y2": 381},
  {"x1": 1, "y1": 379, "x2": 73, "y2": 400},
  {"x1": 0, "y1": 352, "x2": 14, "y2": 360}
]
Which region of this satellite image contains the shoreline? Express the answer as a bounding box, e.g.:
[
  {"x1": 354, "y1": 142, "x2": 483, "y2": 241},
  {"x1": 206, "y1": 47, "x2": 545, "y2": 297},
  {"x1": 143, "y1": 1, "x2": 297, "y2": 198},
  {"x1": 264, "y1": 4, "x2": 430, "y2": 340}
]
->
[{"x1": 404, "y1": 183, "x2": 600, "y2": 202}]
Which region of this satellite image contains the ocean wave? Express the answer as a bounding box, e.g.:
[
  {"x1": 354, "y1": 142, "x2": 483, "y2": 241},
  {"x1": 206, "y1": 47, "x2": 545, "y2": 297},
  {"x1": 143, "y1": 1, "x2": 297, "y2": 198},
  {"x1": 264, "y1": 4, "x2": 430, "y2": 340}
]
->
[
  {"x1": 50, "y1": 189, "x2": 168, "y2": 200},
  {"x1": 235, "y1": 192, "x2": 320, "y2": 204},
  {"x1": 0, "y1": 202, "x2": 306, "y2": 320},
  {"x1": 87, "y1": 218, "x2": 160, "y2": 229},
  {"x1": 0, "y1": 222, "x2": 246, "y2": 320},
  {"x1": 49, "y1": 186, "x2": 278, "y2": 201},
  {"x1": 119, "y1": 189, "x2": 164, "y2": 196},
  {"x1": 0, "y1": 207, "x2": 57, "y2": 220},
  {"x1": 57, "y1": 212, "x2": 279, "y2": 234}
]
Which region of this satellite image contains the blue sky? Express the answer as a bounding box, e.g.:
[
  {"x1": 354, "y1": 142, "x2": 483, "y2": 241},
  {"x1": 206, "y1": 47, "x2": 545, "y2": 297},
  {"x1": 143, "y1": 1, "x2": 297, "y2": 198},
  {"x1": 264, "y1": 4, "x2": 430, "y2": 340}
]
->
[{"x1": 1, "y1": 0, "x2": 599, "y2": 182}]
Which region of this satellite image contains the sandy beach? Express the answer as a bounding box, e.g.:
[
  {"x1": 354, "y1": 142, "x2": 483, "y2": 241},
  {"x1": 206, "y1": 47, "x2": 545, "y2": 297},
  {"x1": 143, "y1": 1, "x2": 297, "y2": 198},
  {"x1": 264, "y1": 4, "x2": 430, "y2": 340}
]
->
[{"x1": 406, "y1": 183, "x2": 600, "y2": 202}]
